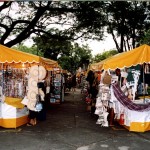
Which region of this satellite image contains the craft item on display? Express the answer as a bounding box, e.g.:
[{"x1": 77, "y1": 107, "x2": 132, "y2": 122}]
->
[
  {"x1": 27, "y1": 88, "x2": 38, "y2": 101},
  {"x1": 95, "y1": 108, "x2": 102, "y2": 115},
  {"x1": 29, "y1": 65, "x2": 47, "y2": 80},
  {"x1": 55, "y1": 95, "x2": 60, "y2": 99},
  {"x1": 131, "y1": 70, "x2": 140, "y2": 101},
  {"x1": 103, "y1": 73, "x2": 111, "y2": 85},
  {"x1": 101, "y1": 111, "x2": 109, "y2": 127},
  {"x1": 21, "y1": 96, "x2": 29, "y2": 105},
  {"x1": 121, "y1": 85, "x2": 128, "y2": 96},
  {"x1": 18, "y1": 82, "x2": 23, "y2": 97},
  {"x1": 28, "y1": 78, "x2": 38, "y2": 89},
  {"x1": 101, "y1": 93, "x2": 110, "y2": 101},
  {"x1": 119, "y1": 113, "x2": 124, "y2": 125},
  {"x1": 145, "y1": 64, "x2": 150, "y2": 74},
  {"x1": 111, "y1": 75, "x2": 118, "y2": 83},
  {"x1": 121, "y1": 71, "x2": 128, "y2": 78},
  {"x1": 96, "y1": 116, "x2": 104, "y2": 124},
  {"x1": 50, "y1": 98, "x2": 56, "y2": 103},
  {"x1": 122, "y1": 78, "x2": 127, "y2": 85},
  {"x1": 0, "y1": 86, "x2": 3, "y2": 100},
  {"x1": 112, "y1": 82, "x2": 150, "y2": 112},
  {"x1": 102, "y1": 100, "x2": 108, "y2": 107},
  {"x1": 95, "y1": 97, "x2": 103, "y2": 108},
  {"x1": 101, "y1": 85, "x2": 110, "y2": 93},
  {"x1": 55, "y1": 99, "x2": 60, "y2": 103},
  {"x1": 85, "y1": 96, "x2": 92, "y2": 104}
]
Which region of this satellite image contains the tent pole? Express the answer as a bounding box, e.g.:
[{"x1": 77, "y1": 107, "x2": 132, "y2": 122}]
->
[
  {"x1": 143, "y1": 64, "x2": 146, "y2": 103},
  {"x1": 2, "y1": 63, "x2": 4, "y2": 99}
]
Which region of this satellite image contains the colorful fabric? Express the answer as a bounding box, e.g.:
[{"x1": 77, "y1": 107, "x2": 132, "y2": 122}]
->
[{"x1": 112, "y1": 82, "x2": 150, "y2": 112}]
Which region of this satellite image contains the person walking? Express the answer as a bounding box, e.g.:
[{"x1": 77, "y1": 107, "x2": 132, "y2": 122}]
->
[{"x1": 71, "y1": 74, "x2": 77, "y2": 92}]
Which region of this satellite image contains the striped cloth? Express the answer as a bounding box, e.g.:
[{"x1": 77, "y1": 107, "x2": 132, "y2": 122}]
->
[{"x1": 112, "y1": 82, "x2": 150, "y2": 112}]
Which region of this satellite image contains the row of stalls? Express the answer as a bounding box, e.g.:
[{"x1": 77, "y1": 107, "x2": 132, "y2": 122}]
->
[
  {"x1": 87, "y1": 44, "x2": 150, "y2": 132},
  {"x1": 0, "y1": 44, "x2": 64, "y2": 128}
]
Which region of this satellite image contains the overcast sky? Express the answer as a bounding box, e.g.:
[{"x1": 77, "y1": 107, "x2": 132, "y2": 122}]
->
[{"x1": 76, "y1": 34, "x2": 117, "y2": 56}]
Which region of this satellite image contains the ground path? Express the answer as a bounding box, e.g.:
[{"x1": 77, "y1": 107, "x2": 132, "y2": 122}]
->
[{"x1": 0, "y1": 88, "x2": 150, "y2": 150}]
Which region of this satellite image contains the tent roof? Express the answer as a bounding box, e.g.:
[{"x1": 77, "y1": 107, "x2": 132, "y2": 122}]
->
[
  {"x1": 0, "y1": 44, "x2": 59, "y2": 68},
  {"x1": 102, "y1": 44, "x2": 150, "y2": 70},
  {"x1": 89, "y1": 53, "x2": 123, "y2": 71},
  {"x1": 0, "y1": 44, "x2": 40, "y2": 63}
]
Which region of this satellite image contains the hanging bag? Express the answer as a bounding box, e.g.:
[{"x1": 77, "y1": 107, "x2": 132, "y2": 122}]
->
[
  {"x1": 103, "y1": 71, "x2": 111, "y2": 85},
  {"x1": 35, "y1": 94, "x2": 43, "y2": 112},
  {"x1": 35, "y1": 65, "x2": 43, "y2": 112}
]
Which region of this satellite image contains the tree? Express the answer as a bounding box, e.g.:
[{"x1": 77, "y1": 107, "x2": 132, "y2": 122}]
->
[
  {"x1": 12, "y1": 43, "x2": 43, "y2": 56},
  {"x1": 1, "y1": 1, "x2": 150, "y2": 54},
  {"x1": 0, "y1": 1, "x2": 106, "y2": 48},
  {"x1": 92, "y1": 49, "x2": 118, "y2": 63},
  {"x1": 33, "y1": 29, "x2": 72, "y2": 60},
  {"x1": 140, "y1": 29, "x2": 150, "y2": 45},
  {"x1": 58, "y1": 43, "x2": 92, "y2": 73},
  {"x1": 105, "y1": 1, "x2": 150, "y2": 52}
]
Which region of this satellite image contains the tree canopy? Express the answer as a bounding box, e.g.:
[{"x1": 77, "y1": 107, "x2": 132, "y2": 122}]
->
[
  {"x1": 0, "y1": 1, "x2": 106, "y2": 47},
  {"x1": 0, "y1": 1, "x2": 150, "y2": 55},
  {"x1": 92, "y1": 50, "x2": 118, "y2": 63}
]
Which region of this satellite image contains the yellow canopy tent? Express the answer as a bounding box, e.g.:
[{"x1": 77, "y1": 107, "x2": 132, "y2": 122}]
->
[
  {"x1": 0, "y1": 44, "x2": 60, "y2": 128},
  {"x1": 100, "y1": 44, "x2": 150, "y2": 132},
  {"x1": 88, "y1": 58, "x2": 112, "y2": 71},
  {"x1": 102, "y1": 44, "x2": 150, "y2": 70},
  {"x1": 88, "y1": 53, "x2": 123, "y2": 71},
  {"x1": 0, "y1": 44, "x2": 59, "y2": 69}
]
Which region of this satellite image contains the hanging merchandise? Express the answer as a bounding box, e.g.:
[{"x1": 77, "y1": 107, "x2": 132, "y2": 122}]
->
[
  {"x1": 102, "y1": 71, "x2": 111, "y2": 85},
  {"x1": 119, "y1": 113, "x2": 124, "y2": 125},
  {"x1": 94, "y1": 82, "x2": 110, "y2": 127},
  {"x1": 49, "y1": 71, "x2": 64, "y2": 104},
  {"x1": 0, "y1": 44, "x2": 60, "y2": 128},
  {"x1": 27, "y1": 65, "x2": 46, "y2": 112}
]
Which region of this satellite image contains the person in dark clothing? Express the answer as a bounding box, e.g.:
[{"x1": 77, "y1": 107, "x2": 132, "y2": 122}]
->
[
  {"x1": 71, "y1": 74, "x2": 77, "y2": 92},
  {"x1": 86, "y1": 70, "x2": 95, "y2": 95},
  {"x1": 27, "y1": 110, "x2": 38, "y2": 126}
]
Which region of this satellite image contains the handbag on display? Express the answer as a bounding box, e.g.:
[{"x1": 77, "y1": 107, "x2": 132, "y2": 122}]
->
[{"x1": 103, "y1": 72, "x2": 111, "y2": 85}]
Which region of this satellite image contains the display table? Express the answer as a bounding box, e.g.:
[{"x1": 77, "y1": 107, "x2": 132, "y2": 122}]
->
[
  {"x1": 111, "y1": 83, "x2": 150, "y2": 132},
  {"x1": 0, "y1": 97, "x2": 29, "y2": 128},
  {"x1": 114, "y1": 100, "x2": 150, "y2": 132},
  {"x1": 121, "y1": 107, "x2": 150, "y2": 132}
]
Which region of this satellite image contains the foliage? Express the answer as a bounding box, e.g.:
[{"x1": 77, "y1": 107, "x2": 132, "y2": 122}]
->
[
  {"x1": 0, "y1": 1, "x2": 106, "y2": 47},
  {"x1": 92, "y1": 49, "x2": 118, "y2": 63},
  {"x1": 140, "y1": 29, "x2": 150, "y2": 45},
  {"x1": 12, "y1": 42, "x2": 92, "y2": 73},
  {"x1": 12, "y1": 43, "x2": 43, "y2": 56},
  {"x1": 105, "y1": 1, "x2": 150, "y2": 52},
  {"x1": 58, "y1": 43, "x2": 92, "y2": 73},
  {"x1": 33, "y1": 29, "x2": 72, "y2": 60},
  {"x1": 0, "y1": 1, "x2": 150, "y2": 54}
]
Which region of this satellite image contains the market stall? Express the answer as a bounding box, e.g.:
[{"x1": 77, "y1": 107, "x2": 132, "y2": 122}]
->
[
  {"x1": 0, "y1": 44, "x2": 59, "y2": 128},
  {"x1": 93, "y1": 44, "x2": 150, "y2": 132},
  {"x1": 49, "y1": 68, "x2": 65, "y2": 104}
]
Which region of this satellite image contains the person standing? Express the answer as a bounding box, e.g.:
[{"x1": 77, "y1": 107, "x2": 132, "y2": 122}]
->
[{"x1": 71, "y1": 74, "x2": 77, "y2": 92}]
